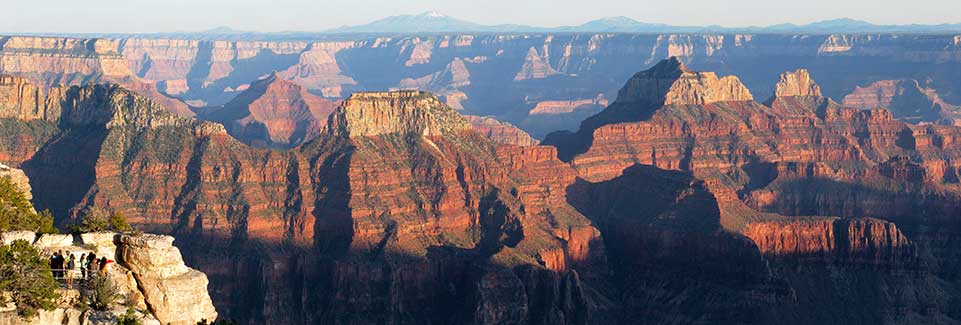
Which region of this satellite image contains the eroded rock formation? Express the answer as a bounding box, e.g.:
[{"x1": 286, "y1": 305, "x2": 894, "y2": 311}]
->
[
  {"x1": 2, "y1": 59, "x2": 961, "y2": 323},
  {"x1": 546, "y1": 58, "x2": 961, "y2": 323},
  {"x1": 200, "y1": 73, "x2": 337, "y2": 147},
  {"x1": 119, "y1": 234, "x2": 218, "y2": 324}
]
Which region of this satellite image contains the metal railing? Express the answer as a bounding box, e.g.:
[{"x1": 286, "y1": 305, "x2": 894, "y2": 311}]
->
[{"x1": 49, "y1": 268, "x2": 106, "y2": 288}]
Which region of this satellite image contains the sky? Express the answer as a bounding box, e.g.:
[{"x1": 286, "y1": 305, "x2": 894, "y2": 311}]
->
[{"x1": 4, "y1": 0, "x2": 960, "y2": 33}]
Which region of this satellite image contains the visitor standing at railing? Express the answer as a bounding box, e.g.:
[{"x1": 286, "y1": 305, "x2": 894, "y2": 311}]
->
[
  {"x1": 66, "y1": 254, "x2": 76, "y2": 288},
  {"x1": 49, "y1": 250, "x2": 64, "y2": 279},
  {"x1": 89, "y1": 255, "x2": 100, "y2": 277},
  {"x1": 80, "y1": 253, "x2": 88, "y2": 279},
  {"x1": 99, "y1": 256, "x2": 112, "y2": 275}
]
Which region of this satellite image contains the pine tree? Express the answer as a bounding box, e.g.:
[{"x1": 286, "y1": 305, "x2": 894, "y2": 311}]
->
[{"x1": 0, "y1": 239, "x2": 59, "y2": 317}]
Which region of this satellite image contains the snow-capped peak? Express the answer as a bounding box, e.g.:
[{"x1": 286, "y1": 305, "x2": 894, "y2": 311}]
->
[{"x1": 421, "y1": 11, "x2": 446, "y2": 18}]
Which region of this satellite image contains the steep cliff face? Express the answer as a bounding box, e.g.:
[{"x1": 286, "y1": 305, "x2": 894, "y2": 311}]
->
[
  {"x1": 743, "y1": 217, "x2": 913, "y2": 264},
  {"x1": 547, "y1": 58, "x2": 961, "y2": 323},
  {"x1": 771, "y1": 69, "x2": 822, "y2": 98},
  {"x1": 0, "y1": 81, "x2": 614, "y2": 323},
  {"x1": 0, "y1": 38, "x2": 193, "y2": 118},
  {"x1": 566, "y1": 165, "x2": 783, "y2": 323},
  {"x1": 0, "y1": 75, "x2": 63, "y2": 121},
  {"x1": 0, "y1": 37, "x2": 131, "y2": 87},
  {"x1": 201, "y1": 73, "x2": 337, "y2": 148}
]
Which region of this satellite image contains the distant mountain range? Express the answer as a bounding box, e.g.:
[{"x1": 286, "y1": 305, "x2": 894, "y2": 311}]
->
[
  {"x1": 8, "y1": 12, "x2": 961, "y2": 40},
  {"x1": 326, "y1": 12, "x2": 961, "y2": 34}
]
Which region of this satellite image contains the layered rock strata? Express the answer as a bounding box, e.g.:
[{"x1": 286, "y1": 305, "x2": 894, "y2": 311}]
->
[
  {"x1": 7, "y1": 34, "x2": 961, "y2": 137},
  {"x1": 200, "y1": 73, "x2": 337, "y2": 147},
  {"x1": 546, "y1": 58, "x2": 961, "y2": 323}
]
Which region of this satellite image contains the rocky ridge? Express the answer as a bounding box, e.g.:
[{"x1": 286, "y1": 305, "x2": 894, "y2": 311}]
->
[{"x1": 546, "y1": 58, "x2": 961, "y2": 323}]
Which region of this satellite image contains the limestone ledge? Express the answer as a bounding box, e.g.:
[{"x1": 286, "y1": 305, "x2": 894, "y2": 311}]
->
[{"x1": 0, "y1": 231, "x2": 217, "y2": 325}]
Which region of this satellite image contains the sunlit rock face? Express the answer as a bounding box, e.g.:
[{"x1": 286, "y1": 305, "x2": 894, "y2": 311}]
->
[
  {"x1": 0, "y1": 82, "x2": 614, "y2": 323},
  {"x1": 465, "y1": 115, "x2": 540, "y2": 146},
  {"x1": 200, "y1": 73, "x2": 338, "y2": 148}
]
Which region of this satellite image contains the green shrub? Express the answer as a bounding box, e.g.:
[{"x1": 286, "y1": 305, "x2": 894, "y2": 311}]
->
[
  {"x1": 73, "y1": 207, "x2": 110, "y2": 232},
  {"x1": 116, "y1": 307, "x2": 142, "y2": 325},
  {"x1": 83, "y1": 273, "x2": 120, "y2": 311},
  {"x1": 73, "y1": 208, "x2": 133, "y2": 233},
  {"x1": 0, "y1": 239, "x2": 60, "y2": 317},
  {"x1": 109, "y1": 212, "x2": 132, "y2": 232}
]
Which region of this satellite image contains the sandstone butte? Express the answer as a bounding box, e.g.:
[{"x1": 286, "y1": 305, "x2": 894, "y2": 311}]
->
[
  {"x1": 0, "y1": 231, "x2": 217, "y2": 325},
  {"x1": 196, "y1": 72, "x2": 534, "y2": 148},
  {"x1": 200, "y1": 72, "x2": 338, "y2": 148},
  {"x1": 0, "y1": 57, "x2": 959, "y2": 324}
]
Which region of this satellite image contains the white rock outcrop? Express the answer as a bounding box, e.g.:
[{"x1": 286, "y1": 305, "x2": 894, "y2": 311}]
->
[
  {"x1": 119, "y1": 234, "x2": 218, "y2": 325},
  {"x1": 0, "y1": 232, "x2": 218, "y2": 325},
  {"x1": 33, "y1": 234, "x2": 74, "y2": 248},
  {"x1": 0, "y1": 230, "x2": 35, "y2": 245}
]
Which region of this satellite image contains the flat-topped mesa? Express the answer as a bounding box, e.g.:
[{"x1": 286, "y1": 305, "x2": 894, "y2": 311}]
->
[
  {"x1": 0, "y1": 36, "x2": 132, "y2": 83},
  {"x1": 0, "y1": 36, "x2": 121, "y2": 56},
  {"x1": 617, "y1": 57, "x2": 754, "y2": 106},
  {"x1": 772, "y1": 69, "x2": 823, "y2": 98},
  {"x1": 325, "y1": 90, "x2": 472, "y2": 138}
]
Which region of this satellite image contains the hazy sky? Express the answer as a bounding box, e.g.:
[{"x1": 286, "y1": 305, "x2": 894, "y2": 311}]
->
[{"x1": 4, "y1": 0, "x2": 960, "y2": 33}]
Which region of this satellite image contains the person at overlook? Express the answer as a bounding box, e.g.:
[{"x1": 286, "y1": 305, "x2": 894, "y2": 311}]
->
[
  {"x1": 66, "y1": 254, "x2": 76, "y2": 288},
  {"x1": 99, "y1": 257, "x2": 112, "y2": 275},
  {"x1": 87, "y1": 253, "x2": 99, "y2": 278},
  {"x1": 49, "y1": 251, "x2": 64, "y2": 280},
  {"x1": 80, "y1": 253, "x2": 88, "y2": 279}
]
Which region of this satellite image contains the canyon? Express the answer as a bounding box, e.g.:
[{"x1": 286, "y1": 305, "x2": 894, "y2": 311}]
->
[
  {"x1": 1, "y1": 31, "x2": 961, "y2": 324},
  {"x1": 2, "y1": 33, "x2": 961, "y2": 140}
]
